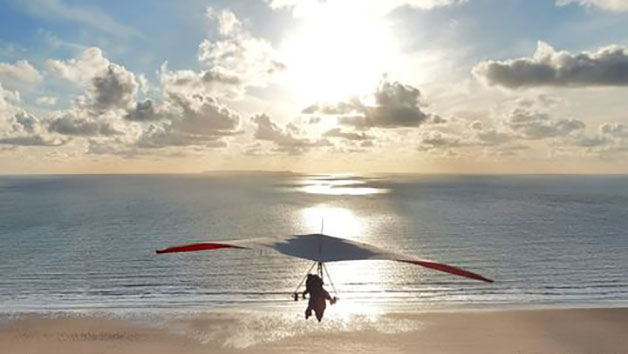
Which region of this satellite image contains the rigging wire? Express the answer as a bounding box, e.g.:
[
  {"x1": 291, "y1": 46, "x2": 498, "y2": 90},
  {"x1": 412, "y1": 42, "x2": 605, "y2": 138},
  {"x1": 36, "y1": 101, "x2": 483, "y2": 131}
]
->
[
  {"x1": 322, "y1": 262, "x2": 339, "y2": 298},
  {"x1": 292, "y1": 261, "x2": 317, "y2": 298}
]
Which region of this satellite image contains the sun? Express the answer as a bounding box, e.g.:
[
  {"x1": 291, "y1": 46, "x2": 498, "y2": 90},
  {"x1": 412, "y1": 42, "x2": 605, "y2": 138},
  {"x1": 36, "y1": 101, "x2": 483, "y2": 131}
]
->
[{"x1": 279, "y1": 2, "x2": 400, "y2": 102}]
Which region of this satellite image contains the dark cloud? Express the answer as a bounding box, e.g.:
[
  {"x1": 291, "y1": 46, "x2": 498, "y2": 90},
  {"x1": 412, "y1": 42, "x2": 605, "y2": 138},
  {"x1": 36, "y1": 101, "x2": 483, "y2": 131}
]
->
[
  {"x1": 473, "y1": 41, "x2": 628, "y2": 88},
  {"x1": 124, "y1": 100, "x2": 165, "y2": 121},
  {"x1": 91, "y1": 64, "x2": 137, "y2": 112},
  {"x1": 13, "y1": 112, "x2": 38, "y2": 133},
  {"x1": 303, "y1": 79, "x2": 431, "y2": 129},
  {"x1": 48, "y1": 115, "x2": 122, "y2": 136},
  {"x1": 129, "y1": 93, "x2": 240, "y2": 149}
]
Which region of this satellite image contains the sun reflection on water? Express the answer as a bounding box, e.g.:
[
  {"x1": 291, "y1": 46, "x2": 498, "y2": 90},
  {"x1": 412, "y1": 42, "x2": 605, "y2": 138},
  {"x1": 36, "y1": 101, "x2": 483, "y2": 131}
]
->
[
  {"x1": 300, "y1": 205, "x2": 363, "y2": 236},
  {"x1": 297, "y1": 175, "x2": 389, "y2": 195}
]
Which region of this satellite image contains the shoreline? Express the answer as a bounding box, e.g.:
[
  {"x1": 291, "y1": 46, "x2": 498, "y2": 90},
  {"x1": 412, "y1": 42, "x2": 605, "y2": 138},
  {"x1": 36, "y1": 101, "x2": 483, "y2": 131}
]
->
[
  {"x1": 2, "y1": 306, "x2": 628, "y2": 354},
  {"x1": 3, "y1": 300, "x2": 628, "y2": 317}
]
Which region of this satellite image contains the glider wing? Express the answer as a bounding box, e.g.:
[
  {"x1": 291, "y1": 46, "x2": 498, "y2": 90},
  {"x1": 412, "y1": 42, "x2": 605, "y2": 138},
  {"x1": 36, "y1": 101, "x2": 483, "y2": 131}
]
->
[{"x1": 156, "y1": 233, "x2": 492, "y2": 283}]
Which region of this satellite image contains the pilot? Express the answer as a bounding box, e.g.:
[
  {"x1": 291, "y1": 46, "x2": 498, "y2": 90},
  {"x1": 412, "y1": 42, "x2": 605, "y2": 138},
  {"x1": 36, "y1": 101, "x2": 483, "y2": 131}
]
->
[{"x1": 303, "y1": 274, "x2": 335, "y2": 321}]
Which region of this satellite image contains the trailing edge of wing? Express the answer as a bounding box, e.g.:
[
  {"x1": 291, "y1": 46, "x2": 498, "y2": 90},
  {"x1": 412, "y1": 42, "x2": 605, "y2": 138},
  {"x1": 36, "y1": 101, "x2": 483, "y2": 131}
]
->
[{"x1": 398, "y1": 259, "x2": 493, "y2": 283}]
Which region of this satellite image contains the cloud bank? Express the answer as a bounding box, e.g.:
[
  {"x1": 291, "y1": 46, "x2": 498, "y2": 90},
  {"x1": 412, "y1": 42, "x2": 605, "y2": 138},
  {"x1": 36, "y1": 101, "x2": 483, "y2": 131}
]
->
[{"x1": 473, "y1": 41, "x2": 628, "y2": 88}]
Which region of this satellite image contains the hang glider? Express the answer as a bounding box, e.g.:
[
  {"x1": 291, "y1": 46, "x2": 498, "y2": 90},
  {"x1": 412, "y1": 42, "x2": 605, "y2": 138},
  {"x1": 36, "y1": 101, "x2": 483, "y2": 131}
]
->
[{"x1": 156, "y1": 233, "x2": 493, "y2": 283}]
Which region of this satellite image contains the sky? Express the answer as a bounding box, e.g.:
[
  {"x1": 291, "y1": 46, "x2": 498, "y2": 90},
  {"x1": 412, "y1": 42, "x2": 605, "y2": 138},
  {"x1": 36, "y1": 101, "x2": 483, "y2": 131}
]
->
[{"x1": 1, "y1": 0, "x2": 628, "y2": 174}]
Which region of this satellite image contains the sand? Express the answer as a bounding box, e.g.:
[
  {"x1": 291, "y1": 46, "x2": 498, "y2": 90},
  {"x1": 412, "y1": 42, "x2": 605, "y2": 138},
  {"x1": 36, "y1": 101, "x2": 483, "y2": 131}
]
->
[{"x1": 1, "y1": 307, "x2": 627, "y2": 354}]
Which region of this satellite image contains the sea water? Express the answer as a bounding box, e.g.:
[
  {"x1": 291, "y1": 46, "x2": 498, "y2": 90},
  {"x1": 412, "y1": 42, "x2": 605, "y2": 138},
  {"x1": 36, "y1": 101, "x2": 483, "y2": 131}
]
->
[{"x1": 1, "y1": 173, "x2": 627, "y2": 314}]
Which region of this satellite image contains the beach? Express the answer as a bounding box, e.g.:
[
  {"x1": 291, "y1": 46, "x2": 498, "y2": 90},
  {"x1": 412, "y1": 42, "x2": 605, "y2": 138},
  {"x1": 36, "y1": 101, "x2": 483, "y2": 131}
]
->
[{"x1": 2, "y1": 308, "x2": 628, "y2": 354}]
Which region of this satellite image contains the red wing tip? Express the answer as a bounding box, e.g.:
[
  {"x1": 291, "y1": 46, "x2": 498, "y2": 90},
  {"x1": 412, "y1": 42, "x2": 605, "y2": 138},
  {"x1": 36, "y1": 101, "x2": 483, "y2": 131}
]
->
[
  {"x1": 155, "y1": 242, "x2": 244, "y2": 255},
  {"x1": 401, "y1": 259, "x2": 493, "y2": 283},
  {"x1": 480, "y1": 276, "x2": 494, "y2": 283}
]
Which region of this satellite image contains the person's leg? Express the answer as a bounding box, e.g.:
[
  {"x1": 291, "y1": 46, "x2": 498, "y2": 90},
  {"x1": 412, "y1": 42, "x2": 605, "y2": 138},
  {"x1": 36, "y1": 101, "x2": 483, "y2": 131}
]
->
[
  {"x1": 315, "y1": 309, "x2": 323, "y2": 322},
  {"x1": 314, "y1": 299, "x2": 326, "y2": 322},
  {"x1": 305, "y1": 299, "x2": 314, "y2": 319}
]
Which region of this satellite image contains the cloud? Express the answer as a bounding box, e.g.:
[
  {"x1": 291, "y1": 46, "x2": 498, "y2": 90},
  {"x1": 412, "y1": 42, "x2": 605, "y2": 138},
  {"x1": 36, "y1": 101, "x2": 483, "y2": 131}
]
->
[
  {"x1": 251, "y1": 113, "x2": 329, "y2": 154},
  {"x1": 599, "y1": 122, "x2": 628, "y2": 138},
  {"x1": 1, "y1": 85, "x2": 63, "y2": 146},
  {"x1": 0, "y1": 60, "x2": 42, "y2": 84},
  {"x1": 0, "y1": 83, "x2": 20, "y2": 118},
  {"x1": 0, "y1": 109, "x2": 64, "y2": 146},
  {"x1": 418, "y1": 130, "x2": 468, "y2": 150},
  {"x1": 168, "y1": 93, "x2": 240, "y2": 135},
  {"x1": 46, "y1": 47, "x2": 110, "y2": 84},
  {"x1": 154, "y1": 9, "x2": 282, "y2": 101},
  {"x1": 322, "y1": 128, "x2": 371, "y2": 141},
  {"x1": 48, "y1": 114, "x2": 122, "y2": 136},
  {"x1": 36, "y1": 96, "x2": 58, "y2": 106},
  {"x1": 567, "y1": 122, "x2": 628, "y2": 154},
  {"x1": 198, "y1": 9, "x2": 285, "y2": 89},
  {"x1": 473, "y1": 41, "x2": 628, "y2": 88},
  {"x1": 302, "y1": 101, "x2": 359, "y2": 115},
  {"x1": 41, "y1": 45, "x2": 244, "y2": 154},
  {"x1": 415, "y1": 95, "x2": 584, "y2": 155},
  {"x1": 130, "y1": 92, "x2": 240, "y2": 149},
  {"x1": 45, "y1": 48, "x2": 140, "y2": 137},
  {"x1": 416, "y1": 127, "x2": 530, "y2": 157},
  {"x1": 90, "y1": 64, "x2": 137, "y2": 112},
  {"x1": 505, "y1": 107, "x2": 585, "y2": 140},
  {"x1": 304, "y1": 79, "x2": 432, "y2": 129},
  {"x1": 556, "y1": 0, "x2": 628, "y2": 11},
  {"x1": 124, "y1": 100, "x2": 166, "y2": 121},
  {"x1": 159, "y1": 62, "x2": 244, "y2": 100},
  {"x1": 206, "y1": 8, "x2": 242, "y2": 36},
  {"x1": 135, "y1": 124, "x2": 229, "y2": 149}
]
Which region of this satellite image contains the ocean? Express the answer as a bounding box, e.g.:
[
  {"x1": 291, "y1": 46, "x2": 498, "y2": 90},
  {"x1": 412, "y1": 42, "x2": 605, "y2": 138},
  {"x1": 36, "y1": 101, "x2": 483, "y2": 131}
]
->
[{"x1": 1, "y1": 173, "x2": 627, "y2": 315}]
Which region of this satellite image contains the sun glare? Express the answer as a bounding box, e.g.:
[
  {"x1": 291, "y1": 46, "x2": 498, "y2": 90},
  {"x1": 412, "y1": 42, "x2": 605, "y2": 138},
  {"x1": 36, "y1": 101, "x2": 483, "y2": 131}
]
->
[{"x1": 280, "y1": 3, "x2": 400, "y2": 102}]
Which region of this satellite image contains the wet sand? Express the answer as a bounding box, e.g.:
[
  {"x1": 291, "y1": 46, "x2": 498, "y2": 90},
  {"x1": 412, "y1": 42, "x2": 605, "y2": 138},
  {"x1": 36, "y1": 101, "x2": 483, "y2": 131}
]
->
[{"x1": 1, "y1": 307, "x2": 627, "y2": 354}]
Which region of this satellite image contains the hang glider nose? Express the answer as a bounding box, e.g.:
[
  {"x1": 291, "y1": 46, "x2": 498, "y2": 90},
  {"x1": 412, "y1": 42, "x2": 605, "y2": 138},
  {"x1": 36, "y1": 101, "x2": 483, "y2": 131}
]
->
[{"x1": 156, "y1": 234, "x2": 493, "y2": 283}]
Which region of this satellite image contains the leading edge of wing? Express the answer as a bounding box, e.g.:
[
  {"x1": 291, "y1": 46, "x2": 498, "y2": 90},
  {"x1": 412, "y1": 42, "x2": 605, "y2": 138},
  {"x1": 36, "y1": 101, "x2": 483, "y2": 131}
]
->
[
  {"x1": 155, "y1": 242, "x2": 246, "y2": 254},
  {"x1": 155, "y1": 236, "x2": 281, "y2": 254}
]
